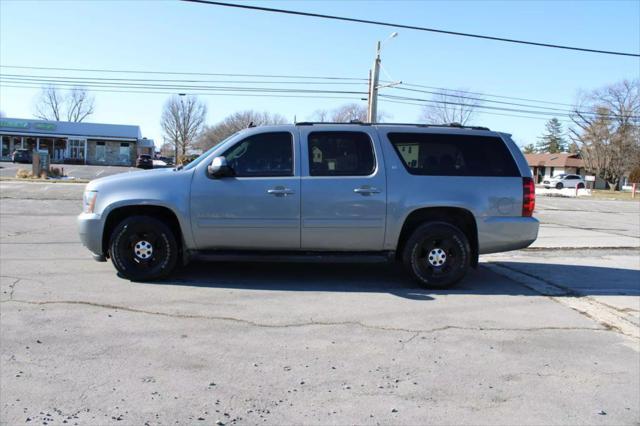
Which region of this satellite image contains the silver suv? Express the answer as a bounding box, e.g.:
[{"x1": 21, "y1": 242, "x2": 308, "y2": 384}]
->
[{"x1": 78, "y1": 123, "x2": 538, "y2": 288}]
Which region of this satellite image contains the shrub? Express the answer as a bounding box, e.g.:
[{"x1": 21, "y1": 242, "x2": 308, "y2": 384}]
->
[
  {"x1": 15, "y1": 169, "x2": 33, "y2": 179},
  {"x1": 49, "y1": 166, "x2": 64, "y2": 178},
  {"x1": 629, "y1": 167, "x2": 640, "y2": 184}
]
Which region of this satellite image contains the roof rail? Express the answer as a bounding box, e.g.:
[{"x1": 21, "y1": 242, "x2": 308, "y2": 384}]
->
[{"x1": 294, "y1": 122, "x2": 490, "y2": 131}]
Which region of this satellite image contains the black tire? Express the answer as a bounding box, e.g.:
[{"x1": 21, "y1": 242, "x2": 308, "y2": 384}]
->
[
  {"x1": 577, "y1": 182, "x2": 585, "y2": 189},
  {"x1": 109, "y1": 215, "x2": 178, "y2": 281},
  {"x1": 402, "y1": 222, "x2": 471, "y2": 289},
  {"x1": 555, "y1": 182, "x2": 563, "y2": 189}
]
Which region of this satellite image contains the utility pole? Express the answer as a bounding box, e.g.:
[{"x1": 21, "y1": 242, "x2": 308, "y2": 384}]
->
[
  {"x1": 367, "y1": 33, "x2": 399, "y2": 123},
  {"x1": 367, "y1": 41, "x2": 381, "y2": 123}
]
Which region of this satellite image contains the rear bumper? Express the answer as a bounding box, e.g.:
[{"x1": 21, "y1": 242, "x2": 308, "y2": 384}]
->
[
  {"x1": 477, "y1": 216, "x2": 539, "y2": 254},
  {"x1": 77, "y1": 213, "x2": 105, "y2": 259}
]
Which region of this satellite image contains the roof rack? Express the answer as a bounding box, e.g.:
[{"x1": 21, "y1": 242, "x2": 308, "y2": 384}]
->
[{"x1": 294, "y1": 122, "x2": 490, "y2": 131}]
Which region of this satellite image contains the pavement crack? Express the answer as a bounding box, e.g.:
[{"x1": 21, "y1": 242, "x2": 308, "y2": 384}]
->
[
  {"x1": 1, "y1": 275, "x2": 23, "y2": 300},
  {"x1": 1, "y1": 298, "x2": 606, "y2": 335}
]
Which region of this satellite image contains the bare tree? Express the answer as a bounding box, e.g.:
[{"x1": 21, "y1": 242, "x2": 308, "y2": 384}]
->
[
  {"x1": 35, "y1": 85, "x2": 63, "y2": 121},
  {"x1": 161, "y1": 95, "x2": 207, "y2": 163},
  {"x1": 420, "y1": 89, "x2": 484, "y2": 125},
  {"x1": 34, "y1": 85, "x2": 95, "y2": 122},
  {"x1": 310, "y1": 109, "x2": 330, "y2": 122},
  {"x1": 159, "y1": 142, "x2": 175, "y2": 158},
  {"x1": 569, "y1": 79, "x2": 640, "y2": 190},
  {"x1": 331, "y1": 103, "x2": 368, "y2": 122},
  {"x1": 198, "y1": 110, "x2": 287, "y2": 150},
  {"x1": 66, "y1": 87, "x2": 95, "y2": 122}
]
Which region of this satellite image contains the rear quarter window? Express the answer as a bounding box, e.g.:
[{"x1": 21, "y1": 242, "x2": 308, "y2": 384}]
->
[{"x1": 387, "y1": 132, "x2": 519, "y2": 177}]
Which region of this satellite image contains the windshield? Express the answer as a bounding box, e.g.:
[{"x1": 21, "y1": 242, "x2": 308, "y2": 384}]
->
[{"x1": 181, "y1": 131, "x2": 242, "y2": 171}]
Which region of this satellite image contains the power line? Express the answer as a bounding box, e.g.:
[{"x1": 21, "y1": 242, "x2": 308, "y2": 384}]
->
[
  {"x1": 391, "y1": 86, "x2": 573, "y2": 114},
  {"x1": 0, "y1": 82, "x2": 580, "y2": 124},
  {"x1": 0, "y1": 73, "x2": 366, "y2": 86},
  {"x1": 0, "y1": 64, "x2": 584, "y2": 111},
  {"x1": 183, "y1": 0, "x2": 640, "y2": 57},
  {"x1": 379, "y1": 97, "x2": 573, "y2": 123},
  {"x1": 6, "y1": 74, "x2": 634, "y2": 119},
  {"x1": 0, "y1": 65, "x2": 368, "y2": 81},
  {"x1": 0, "y1": 83, "x2": 363, "y2": 101},
  {"x1": 380, "y1": 94, "x2": 578, "y2": 119},
  {"x1": 0, "y1": 76, "x2": 367, "y2": 95},
  {"x1": 398, "y1": 82, "x2": 575, "y2": 108}
]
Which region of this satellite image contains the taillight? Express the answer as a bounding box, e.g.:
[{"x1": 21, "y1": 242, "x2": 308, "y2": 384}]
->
[{"x1": 522, "y1": 177, "x2": 535, "y2": 217}]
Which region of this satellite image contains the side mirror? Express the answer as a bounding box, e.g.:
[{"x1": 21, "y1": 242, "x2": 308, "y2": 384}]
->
[{"x1": 208, "y1": 156, "x2": 233, "y2": 178}]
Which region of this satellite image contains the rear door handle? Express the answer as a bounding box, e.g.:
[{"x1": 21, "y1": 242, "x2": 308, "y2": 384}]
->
[
  {"x1": 267, "y1": 187, "x2": 295, "y2": 196},
  {"x1": 353, "y1": 186, "x2": 381, "y2": 195}
]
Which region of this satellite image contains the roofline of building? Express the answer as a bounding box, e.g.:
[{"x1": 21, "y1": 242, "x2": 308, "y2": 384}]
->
[{"x1": 0, "y1": 130, "x2": 138, "y2": 141}]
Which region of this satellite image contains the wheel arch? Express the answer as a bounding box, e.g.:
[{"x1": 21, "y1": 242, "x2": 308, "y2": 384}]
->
[
  {"x1": 102, "y1": 204, "x2": 184, "y2": 258},
  {"x1": 395, "y1": 206, "x2": 479, "y2": 267}
]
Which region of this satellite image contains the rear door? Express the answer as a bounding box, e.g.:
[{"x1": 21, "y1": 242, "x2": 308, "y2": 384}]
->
[{"x1": 299, "y1": 127, "x2": 387, "y2": 251}]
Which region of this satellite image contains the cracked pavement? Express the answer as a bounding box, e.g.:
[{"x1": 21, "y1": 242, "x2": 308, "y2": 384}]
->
[{"x1": 1, "y1": 181, "x2": 639, "y2": 425}]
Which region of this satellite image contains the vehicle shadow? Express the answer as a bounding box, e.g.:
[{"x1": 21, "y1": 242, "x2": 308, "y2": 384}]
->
[{"x1": 145, "y1": 260, "x2": 639, "y2": 300}]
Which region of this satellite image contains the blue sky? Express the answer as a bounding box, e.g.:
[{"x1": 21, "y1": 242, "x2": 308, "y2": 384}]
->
[{"x1": 1, "y1": 0, "x2": 638, "y2": 148}]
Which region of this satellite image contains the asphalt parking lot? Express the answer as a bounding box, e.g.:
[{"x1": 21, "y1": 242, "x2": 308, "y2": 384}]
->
[
  {"x1": 1, "y1": 181, "x2": 639, "y2": 425},
  {"x1": 0, "y1": 161, "x2": 141, "y2": 180}
]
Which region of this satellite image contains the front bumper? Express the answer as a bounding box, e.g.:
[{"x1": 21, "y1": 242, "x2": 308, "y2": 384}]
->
[{"x1": 77, "y1": 213, "x2": 105, "y2": 259}]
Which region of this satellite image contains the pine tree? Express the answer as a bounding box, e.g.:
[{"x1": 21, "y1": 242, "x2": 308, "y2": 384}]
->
[
  {"x1": 537, "y1": 118, "x2": 567, "y2": 153},
  {"x1": 522, "y1": 144, "x2": 536, "y2": 154}
]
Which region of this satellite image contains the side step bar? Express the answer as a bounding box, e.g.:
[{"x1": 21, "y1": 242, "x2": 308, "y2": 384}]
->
[{"x1": 189, "y1": 250, "x2": 396, "y2": 264}]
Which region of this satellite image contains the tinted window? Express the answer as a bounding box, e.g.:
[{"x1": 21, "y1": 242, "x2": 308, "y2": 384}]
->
[
  {"x1": 223, "y1": 132, "x2": 293, "y2": 177},
  {"x1": 388, "y1": 133, "x2": 519, "y2": 177},
  {"x1": 308, "y1": 131, "x2": 375, "y2": 176}
]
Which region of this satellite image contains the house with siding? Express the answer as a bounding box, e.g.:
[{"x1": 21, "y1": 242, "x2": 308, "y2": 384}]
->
[{"x1": 524, "y1": 153, "x2": 585, "y2": 184}]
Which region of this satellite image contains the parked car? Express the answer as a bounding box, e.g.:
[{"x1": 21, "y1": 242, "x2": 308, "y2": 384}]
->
[
  {"x1": 543, "y1": 174, "x2": 585, "y2": 189},
  {"x1": 12, "y1": 149, "x2": 32, "y2": 164},
  {"x1": 152, "y1": 159, "x2": 168, "y2": 168},
  {"x1": 135, "y1": 154, "x2": 153, "y2": 169},
  {"x1": 159, "y1": 156, "x2": 174, "y2": 166},
  {"x1": 78, "y1": 123, "x2": 539, "y2": 288}
]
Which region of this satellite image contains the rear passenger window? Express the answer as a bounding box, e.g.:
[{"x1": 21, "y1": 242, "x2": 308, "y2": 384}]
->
[
  {"x1": 308, "y1": 131, "x2": 375, "y2": 176},
  {"x1": 388, "y1": 133, "x2": 519, "y2": 177}
]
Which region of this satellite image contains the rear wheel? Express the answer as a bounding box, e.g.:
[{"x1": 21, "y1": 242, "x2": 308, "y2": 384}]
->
[
  {"x1": 555, "y1": 182, "x2": 564, "y2": 189},
  {"x1": 109, "y1": 215, "x2": 178, "y2": 281},
  {"x1": 402, "y1": 222, "x2": 471, "y2": 289},
  {"x1": 577, "y1": 182, "x2": 585, "y2": 189}
]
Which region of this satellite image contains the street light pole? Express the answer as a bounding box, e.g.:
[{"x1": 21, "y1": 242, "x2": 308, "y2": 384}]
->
[
  {"x1": 367, "y1": 32, "x2": 398, "y2": 124},
  {"x1": 367, "y1": 41, "x2": 381, "y2": 123}
]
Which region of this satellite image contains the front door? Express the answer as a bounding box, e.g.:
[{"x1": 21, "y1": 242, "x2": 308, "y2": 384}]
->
[
  {"x1": 190, "y1": 130, "x2": 301, "y2": 250},
  {"x1": 299, "y1": 128, "x2": 387, "y2": 251}
]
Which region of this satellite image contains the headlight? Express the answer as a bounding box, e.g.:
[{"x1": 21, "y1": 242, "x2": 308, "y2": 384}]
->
[{"x1": 82, "y1": 191, "x2": 98, "y2": 213}]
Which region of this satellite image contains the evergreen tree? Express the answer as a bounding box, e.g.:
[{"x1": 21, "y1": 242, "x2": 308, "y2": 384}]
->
[
  {"x1": 522, "y1": 144, "x2": 536, "y2": 154},
  {"x1": 567, "y1": 141, "x2": 580, "y2": 155},
  {"x1": 537, "y1": 118, "x2": 567, "y2": 153}
]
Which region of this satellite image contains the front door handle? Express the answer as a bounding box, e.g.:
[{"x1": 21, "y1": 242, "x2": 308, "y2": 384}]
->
[
  {"x1": 267, "y1": 187, "x2": 295, "y2": 196},
  {"x1": 354, "y1": 186, "x2": 381, "y2": 195}
]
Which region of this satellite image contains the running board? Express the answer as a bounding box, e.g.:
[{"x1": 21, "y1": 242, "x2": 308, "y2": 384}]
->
[{"x1": 189, "y1": 250, "x2": 396, "y2": 264}]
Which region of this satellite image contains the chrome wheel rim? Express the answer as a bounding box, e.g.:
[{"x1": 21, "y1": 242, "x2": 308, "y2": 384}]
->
[
  {"x1": 134, "y1": 240, "x2": 153, "y2": 260},
  {"x1": 427, "y1": 247, "x2": 447, "y2": 267}
]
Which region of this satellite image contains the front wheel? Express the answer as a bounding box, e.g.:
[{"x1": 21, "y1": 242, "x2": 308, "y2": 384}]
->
[
  {"x1": 556, "y1": 182, "x2": 564, "y2": 189},
  {"x1": 402, "y1": 222, "x2": 471, "y2": 289},
  {"x1": 109, "y1": 215, "x2": 178, "y2": 281}
]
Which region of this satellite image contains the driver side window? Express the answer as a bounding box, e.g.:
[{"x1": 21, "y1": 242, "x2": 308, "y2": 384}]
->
[{"x1": 223, "y1": 132, "x2": 293, "y2": 177}]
